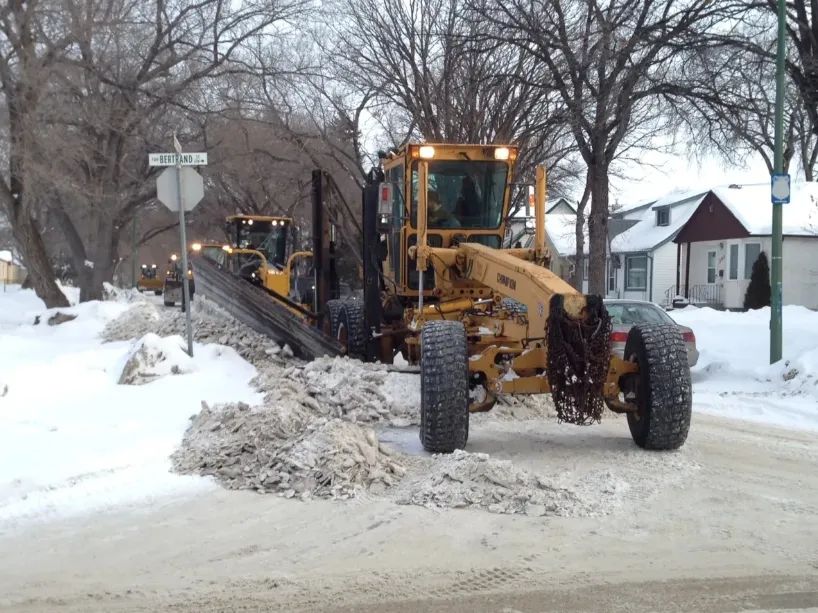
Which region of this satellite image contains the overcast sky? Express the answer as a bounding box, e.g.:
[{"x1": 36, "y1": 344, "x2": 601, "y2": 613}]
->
[{"x1": 608, "y1": 149, "x2": 775, "y2": 209}]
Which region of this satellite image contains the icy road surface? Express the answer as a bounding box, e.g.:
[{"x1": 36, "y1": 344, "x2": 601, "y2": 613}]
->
[{"x1": 1, "y1": 286, "x2": 817, "y2": 611}]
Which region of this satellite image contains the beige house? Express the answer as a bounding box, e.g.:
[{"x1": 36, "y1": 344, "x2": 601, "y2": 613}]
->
[{"x1": 0, "y1": 250, "x2": 24, "y2": 285}]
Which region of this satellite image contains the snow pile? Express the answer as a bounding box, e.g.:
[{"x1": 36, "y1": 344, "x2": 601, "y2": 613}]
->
[
  {"x1": 0, "y1": 287, "x2": 260, "y2": 523},
  {"x1": 253, "y1": 357, "x2": 420, "y2": 427},
  {"x1": 103, "y1": 297, "x2": 288, "y2": 367},
  {"x1": 671, "y1": 305, "x2": 818, "y2": 431},
  {"x1": 172, "y1": 402, "x2": 405, "y2": 499},
  {"x1": 395, "y1": 450, "x2": 598, "y2": 516},
  {"x1": 101, "y1": 300, "x2": 162, "y2": 341},
  {"x1": 118, "y1": 334, "x2": 194, "y2": 385}
]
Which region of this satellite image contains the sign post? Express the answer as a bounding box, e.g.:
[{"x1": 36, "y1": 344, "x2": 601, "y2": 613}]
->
[
  {"x1": 150, "y1": 137, "x2": 206, "y2": 357},
  {"x1": 770, "y1": 0, "x2": 787, "y2": 364}
]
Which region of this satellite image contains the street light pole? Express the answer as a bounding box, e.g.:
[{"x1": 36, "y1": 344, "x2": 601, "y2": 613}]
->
[{"x1": 771, "y1": 0, "x2": 786, "y2": 363}]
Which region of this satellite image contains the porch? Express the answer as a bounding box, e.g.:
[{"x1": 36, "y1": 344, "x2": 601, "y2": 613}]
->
[{"x1": 662, "y1": 284, "x2": 723, "y2": 308}]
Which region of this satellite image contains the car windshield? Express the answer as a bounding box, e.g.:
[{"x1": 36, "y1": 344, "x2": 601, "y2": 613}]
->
[
  {"x1": 411, "y1": 160, "x2": 508, "y2": 229},
  {"x1": 605, "y1": 302, "x2": 674, "y2": 326}
]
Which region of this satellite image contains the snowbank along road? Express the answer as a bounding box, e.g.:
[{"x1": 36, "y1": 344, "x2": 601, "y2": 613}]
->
[{"x1": 1, "y1": 286, "x2": 817, "y2": 611}]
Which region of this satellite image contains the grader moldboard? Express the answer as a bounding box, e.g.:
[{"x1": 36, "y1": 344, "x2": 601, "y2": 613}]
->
[{"x1": 193, "y1": 143, "x2": 692, "y2": 452}]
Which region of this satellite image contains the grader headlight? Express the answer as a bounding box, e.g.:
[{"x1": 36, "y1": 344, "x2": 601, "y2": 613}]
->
[
  {"x1": 494, "y1": 147, "x2": 510, "y2": 160},
  {"x1": 419, "y1": 145, "x2": 435, "y2": 159}
]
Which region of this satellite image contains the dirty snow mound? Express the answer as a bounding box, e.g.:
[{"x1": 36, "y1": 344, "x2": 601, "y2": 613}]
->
[
  {"x1": 159, "y1": 299, "x2": 289, "y2": 366},
  {"x1": 102, "y1": 301, "x2": 162, "y2": 342},
  {"x1": 253, "y1": 356, "x2": 420, "y2": 426},
  {"x1": 478, "y1": 394, "x2": 558, "y2": 421},
  {"x1": 118, "y1": 334, "x2": 194, "y2": 385},
  {"x1": 102, "y1": 297, "x2": 288, "y2": 367},
  {"x1": 395, "y1": 450, "x2": 601, "y2": 516},
  {"x1": 172, "y1": 402, "x2": 405, "y2": 499}
]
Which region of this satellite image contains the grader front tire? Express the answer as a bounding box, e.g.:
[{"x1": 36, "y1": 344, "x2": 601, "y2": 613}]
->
[
  {"x1": 624, "y1": 323, "x2": 692, "y2": 450},
  {"x1": 420, "y1": 320, "x2": 469, "y2": 453}
]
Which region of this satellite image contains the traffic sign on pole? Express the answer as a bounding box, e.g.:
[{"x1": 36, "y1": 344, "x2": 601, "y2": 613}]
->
[
  {"x1": 149, "y1": 152, "x2": 208, "y2": 167},
  {"x1": 150, "y1": 142, "x2": 207, "y2": 357},
  {"x1": 157, "y1": 166, "x2": 204, "y2": 212}
]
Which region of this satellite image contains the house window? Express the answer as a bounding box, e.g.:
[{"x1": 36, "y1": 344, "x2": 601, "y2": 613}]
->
[
  {"x1": 729, "y1": 244, "x2": 739, "y2": 280},
  {"x1": 707, "y1": 250, "x2": 716, "y2": 284},
  {"x1": 625, "y1": 255, "x2": 647, "y2": 291},
  {"x1": 655, "y1": 206, "x2": 670, "y2": 226},
  {"x1": 744, "y1": 243, "x2": 761, "y2": 279}
]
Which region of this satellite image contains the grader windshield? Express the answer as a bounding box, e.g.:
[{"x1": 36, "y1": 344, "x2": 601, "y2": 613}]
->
[
  {"x1": 411, "y1": 160, "x2": 508, "y2": 229},
  {"x1": 227, "y1": 217, "x2": 289, "y2": 268}
]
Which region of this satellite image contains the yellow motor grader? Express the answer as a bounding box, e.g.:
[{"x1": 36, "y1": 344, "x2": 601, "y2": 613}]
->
[
  {"x1": 334, "y1": 142, "x2": 692, "y2": 452},
  {"x1": 136, "y1": 264, "x2": 163, "y2": 294},
  {"x1": 218, "y1": 215, "x2": 316, "y2": 311},
  {"x1": 194, "y1": 144, "x2": 692, "y2": 452}
]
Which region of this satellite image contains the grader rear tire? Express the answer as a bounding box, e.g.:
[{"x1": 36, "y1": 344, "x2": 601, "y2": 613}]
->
[
  {"x1": 323, "y1": 299, "x2": 345, "y2": 337},
  {"x1": 624, "y1": 323, "x2": 692, "y2": 450},
  {"x1": 420, "y1": 320, "x2": 469, "y2": 453},
  {"x1": 338, "y1": 300, "x2": 366, "y2": 360}
]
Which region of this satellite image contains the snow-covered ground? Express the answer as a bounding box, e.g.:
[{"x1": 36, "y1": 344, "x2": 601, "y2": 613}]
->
[
  {"x1": 0, "y1": 285, "x2": 260, "y2": 523},
  {"x1": 671, "y1": 305, "x2": 818, "y2": 432},
  {"x1": 1, "y1": 283, "x2": 816, "y2": 526}
]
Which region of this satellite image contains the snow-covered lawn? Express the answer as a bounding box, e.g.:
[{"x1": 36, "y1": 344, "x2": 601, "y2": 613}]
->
[
  {"x1": 0, "y1": 286, "x2": 260, "y2": 523},
  {"x1": 671, "y1": 305, "x2": 818, "y2": 432}
]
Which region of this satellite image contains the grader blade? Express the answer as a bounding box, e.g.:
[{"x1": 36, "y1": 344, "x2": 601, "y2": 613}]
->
[
  {"x1": 546, "y1": 294, "x2": 612, "y2": 425},
  {"x1": 191, "y1": 254, "x2": 344, "y2": 360}
]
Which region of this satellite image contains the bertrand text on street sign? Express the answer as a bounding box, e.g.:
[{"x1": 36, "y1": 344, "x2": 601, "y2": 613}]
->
[{"x1": 148, "y1": 152, "x2": 208, "y2": 167}]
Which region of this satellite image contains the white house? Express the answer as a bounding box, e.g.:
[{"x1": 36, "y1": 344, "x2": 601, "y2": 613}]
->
[
  {"x1": 513, "y1": 183, "x2": 818, "y2": 310},
  {"x1": 669, "y1": 183, "x2": 818, "y2": 310}
]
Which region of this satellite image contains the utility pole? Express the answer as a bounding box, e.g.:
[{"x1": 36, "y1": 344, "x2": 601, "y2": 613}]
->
[{"x1": 770, "y1": 0, "x2": 787, "y2": 363}]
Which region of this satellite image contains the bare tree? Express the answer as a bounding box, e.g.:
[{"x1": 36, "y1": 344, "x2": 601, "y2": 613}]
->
[
  {"x1": 473, "y1": 0, "x2": 740, "y2": 294},
  {"x1": 676, "y1": 36, "x2": 818, "y2": 181},
  {"x1": 31, "y1": 0, "x2": 311, "y2": 301},
  {"x1": 325, "y1": 0, "x2": 578, "y2": 193},
  {"x1": 0, "y1": 1, "x2": 73, "y2": 306}
]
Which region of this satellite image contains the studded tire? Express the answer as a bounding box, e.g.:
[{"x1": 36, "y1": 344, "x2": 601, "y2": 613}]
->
[
  {"x1": 624, "y1": 323, "x2": 692, "y2": 450},
  {"x1": 338, "y1": 300, "x2": 366, "y2": 360},
  {"x1": 323, "y1": 299, "x2": 345, "y2": 337},
  {"x1": 420, "y1": 320, "x2": 469, "y2": 453}
]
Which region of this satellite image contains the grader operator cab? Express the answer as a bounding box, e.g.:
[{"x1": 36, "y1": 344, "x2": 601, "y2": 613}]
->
[
  {"x1": 193, "y1": 143, "x2": 692, "y2": 453},
  {"x1": 221, "y1": 215, "x2": 315, "y2": 309}
]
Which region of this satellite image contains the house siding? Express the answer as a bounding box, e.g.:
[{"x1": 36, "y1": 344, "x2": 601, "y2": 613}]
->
[
  {"x1": 783, "y1": 237, "x2": 818, "y2": 309},
  {"x1": 651, "y1": 242, "x2": 678, "y2": 304}
]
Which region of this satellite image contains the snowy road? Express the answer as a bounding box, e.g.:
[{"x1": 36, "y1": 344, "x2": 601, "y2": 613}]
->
[{"x1": 1, "y1": 413, "x2": 817, "y2": 612}]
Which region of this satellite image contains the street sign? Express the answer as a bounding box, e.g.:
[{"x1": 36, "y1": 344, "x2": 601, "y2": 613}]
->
[
  {"x1": 148, "y1": 152, "x2": 208, "y2": 167},
  {"x1": 771, "y1": 173, "x2": 790, "y2": 204},
  {"x1": 156, "y1": 166, "x2": 204, "y2": 212}
]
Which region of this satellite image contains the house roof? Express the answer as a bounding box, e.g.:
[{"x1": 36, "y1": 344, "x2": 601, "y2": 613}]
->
[
  {"x1": 610, "y1": 190, "x2": 708, "y2": 253},
  {"x1": 0, "y1": 249, "x2": 23, "y2": 267},
  {"x1": 711, "y1": 182, "x2": 818, "y2": 236},
  {"x1": 510, "y1": 197, "x2": 576, "y2": 219},
  {"x1": 543, "y1": 213, "x2": 586, "y2": 255}
]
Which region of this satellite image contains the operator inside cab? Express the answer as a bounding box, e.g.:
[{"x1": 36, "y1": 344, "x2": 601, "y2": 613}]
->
[
  {"x1": 411, "y1": 160, "x2": 506, "y2": 230},
  {"x1": 233, "y1": 218, "x2": 288, "y2": 269}
]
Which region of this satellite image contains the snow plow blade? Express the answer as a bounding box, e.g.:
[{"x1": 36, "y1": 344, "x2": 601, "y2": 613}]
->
[{"x1": 191, "y1": 254, "x2": 344, "y2": 360}]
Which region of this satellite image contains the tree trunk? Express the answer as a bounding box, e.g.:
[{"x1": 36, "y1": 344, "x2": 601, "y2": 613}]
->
[
  {"x1": 80, "y1": 212, "x2": 118, "y2": 302},
  {"x1": 587, "y1": 163, "x2": 609, "y2": 296},
  {"x1": 11, "y1": 212, "x2": 69, "y2": 308},
  {"x1": 572, "y1": 176, "x2": 591, "y2": 290}
]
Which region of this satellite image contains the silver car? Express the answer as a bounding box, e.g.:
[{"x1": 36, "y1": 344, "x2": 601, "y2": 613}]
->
[{"x1": 604, "y1": 299, "x2": 699, "y2": 367}]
